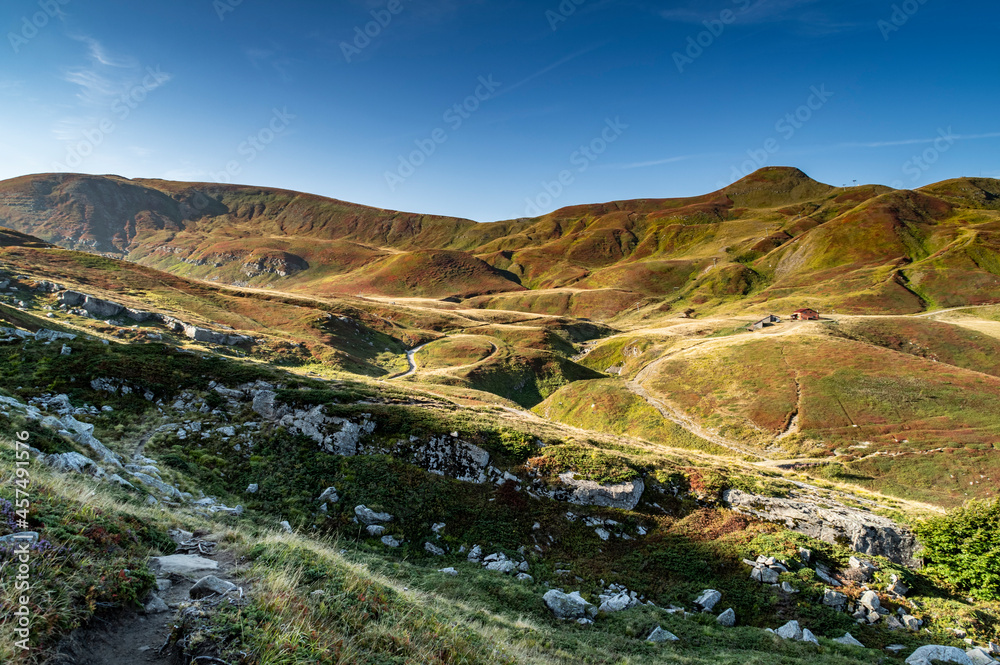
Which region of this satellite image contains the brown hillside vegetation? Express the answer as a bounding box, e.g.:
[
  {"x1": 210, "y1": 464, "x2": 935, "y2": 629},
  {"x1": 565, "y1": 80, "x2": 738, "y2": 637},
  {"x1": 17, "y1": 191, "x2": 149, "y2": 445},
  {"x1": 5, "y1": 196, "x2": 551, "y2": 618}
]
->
[{"x1": 4, "y1": 167, "x2": 1000, "y2": 315}]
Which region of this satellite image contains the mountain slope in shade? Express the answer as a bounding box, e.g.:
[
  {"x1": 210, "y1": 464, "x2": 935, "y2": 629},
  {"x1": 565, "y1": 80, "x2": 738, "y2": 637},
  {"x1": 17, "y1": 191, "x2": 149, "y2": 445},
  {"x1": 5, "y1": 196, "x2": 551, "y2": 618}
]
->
[{"x1": 2, "y1": 168, "x2": 1000, "y2": 314}]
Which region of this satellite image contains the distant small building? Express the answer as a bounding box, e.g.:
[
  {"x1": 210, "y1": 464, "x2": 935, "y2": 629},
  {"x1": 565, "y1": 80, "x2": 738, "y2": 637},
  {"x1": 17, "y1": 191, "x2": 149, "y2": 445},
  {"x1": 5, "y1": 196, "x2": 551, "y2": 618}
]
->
[
  {"x1": 791, "y1": 308, "x2": 820, "y2": 321},
  {"x1": 747, "y1": 314, "x2": 781, "y2": 331}
]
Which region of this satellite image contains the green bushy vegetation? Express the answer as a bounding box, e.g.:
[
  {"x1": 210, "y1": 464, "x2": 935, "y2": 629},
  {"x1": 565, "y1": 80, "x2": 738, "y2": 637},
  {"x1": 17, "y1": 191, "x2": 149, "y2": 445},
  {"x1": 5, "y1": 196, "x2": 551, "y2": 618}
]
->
[{"x1": 916, "y1": 498, "x2": 1000, "y2": 601}]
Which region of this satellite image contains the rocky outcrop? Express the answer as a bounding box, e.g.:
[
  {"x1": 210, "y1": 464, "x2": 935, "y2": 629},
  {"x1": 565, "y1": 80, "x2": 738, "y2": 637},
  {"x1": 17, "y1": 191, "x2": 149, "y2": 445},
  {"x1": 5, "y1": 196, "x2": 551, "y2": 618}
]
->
[
  {"x1": 58, "y1": 290, "x2": 253, "y2": 346},
  {"x1": 723, "y1": 489, "x2": 919, "y2": 566},
  {"x1": 411, "y1": 437, "x2": 491, "y2": 483},
  {"x1": 535, "y1": 473, "x2": 644, "y2": 510}
]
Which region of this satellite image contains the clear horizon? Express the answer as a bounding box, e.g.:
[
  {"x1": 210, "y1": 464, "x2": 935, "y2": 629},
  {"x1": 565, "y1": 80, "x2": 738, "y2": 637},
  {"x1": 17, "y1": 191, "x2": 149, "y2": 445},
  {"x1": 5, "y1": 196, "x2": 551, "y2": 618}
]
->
[{"x1": 2, "y1": 0, "x2": 998, "y2": 222}]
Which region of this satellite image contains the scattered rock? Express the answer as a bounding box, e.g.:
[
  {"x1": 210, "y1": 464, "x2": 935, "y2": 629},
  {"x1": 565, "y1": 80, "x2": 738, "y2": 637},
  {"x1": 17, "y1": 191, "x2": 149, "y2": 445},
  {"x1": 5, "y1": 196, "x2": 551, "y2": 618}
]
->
[
  {"x1": 886, "y1": 645, "x2": 907, "y2": 655},
  {"x1": 143, "y1": 594, "x2": 170, "y2": 614},
  {"x1": 438, "y1": 567, "x2": 459, "y2": 576},
  {"x1": 424, "y1": 542, "x2": 445, "y2": 556},
  {"x1": 801, "y1": 628, "x2": 819, "y2": 645},
  {"x1": 190, "y1": 575, "x2": 237, "y2": 599},
  {"x1": 467, "y1": 545, "x2": 483, "y2": 562},
  {"x1": 781, "y1": 581, "x2": 798, "y2": 594},
  {"x1": 901, "y1": 614, "x2": 922, "y2": 631},
  {"x1": 717, "y1": 608, "x2": 736, "y2": 627},
  {"x1": 543, "y1": 589, "x2": 594, "y2": 620},
  {"x1": 833, "y1": 633, "x2": 865, "y2": 648},
  {"x1": 381, "y1": 535, "x2": 402, "y2": 548},
  {"x1": 318, "y1": 487, "x2": 339, "y2": 504},
  {"x1": 860, "y1": 590, "x2": 881, "y2": 612},
  {"x1": 516, "y1": 573, "x2": 534, "y2": 582},
  {"x1": 966, "y1": 648, "x2": 999, "y2": 665},
  {"x1": 246, "y1": 483, "x2": 259, "y2": 494},
  {"x1": 149, "y1": 554, "x2": 219, "y2": 578},
  {"x1": 905, "y1": 645, "x2": 974, "y2": 665},
  {"x1": 279, "y1": 520, "x2": 293, "y2": 533},
  {"x1": 367, "y1": 525, "x2": 386, "y2": 537},
  {"x1": 646, "y1": 626, "x2": 679, "y2": 643},
  {"x1": 485, "y1": 560, "x2": 517, "y2": 574},
  {"x1": 694, "y1": 589, "x2": 722, "y2": 612},
  {"x1": 776, "y1": 620, "x2": 803, "y2": 641},
  {"x1": 355, "y1": 505, "x2": 393, "y2": 525},
  {"x1": 823, "y1": 589, "x2": 848, "y2": 611},
  {"x1": 751, "y1": 566, "x2": 780, "y2": 584}
]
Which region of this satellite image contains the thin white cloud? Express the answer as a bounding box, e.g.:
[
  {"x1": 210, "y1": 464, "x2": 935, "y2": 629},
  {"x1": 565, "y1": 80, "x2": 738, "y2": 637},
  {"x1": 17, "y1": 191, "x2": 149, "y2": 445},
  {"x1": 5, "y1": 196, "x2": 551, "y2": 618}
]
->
[
  {"x1": 604, "y1": 154, "x2": 706, "y2": 170},
  {"x1": 835, "y1": 132, "x2": 1000, "y2": 149},
  {"x1": 76, "y1": 36, "x2": 137, "y2": 68},
  {"x1": 496, "y1": 43, "x2": 606, "y2": 98}
]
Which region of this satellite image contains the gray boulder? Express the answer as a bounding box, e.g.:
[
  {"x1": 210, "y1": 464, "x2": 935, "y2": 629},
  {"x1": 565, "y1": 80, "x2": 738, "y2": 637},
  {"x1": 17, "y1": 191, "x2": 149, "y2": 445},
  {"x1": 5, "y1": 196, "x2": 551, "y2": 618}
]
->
[
  {"x1": 694, "y1": 589, "x2": 722, "y2": 612},
  {"x1": 801, "y1": 628, "x2": 819, "y2": 645},
  {"x1": 381, "y1": 535, "x2": 402, "y2": 548},
  {"x1": 967, "y1": 648, "x2": 999, "y2": 665},
  {"x1": 317, "y1": 487, "x2": 339, "y2": 504},
  {"x1": 0, "y1": 532, "x2": 40, "y2": 545},
  {"x1": 424, "y1": 542, "x2": 445, "y2": 556},
  {"x1": 905, "y1": 646, "x2": 974, "y2": 665},
  {"x1": 860, "y1": 590, "x2": 881, "y2": 612},
  {"x1": 647, "y1": 626, "x2": 679, "y2": 643},
  {"x1": 822, "y1": 589, "x2": 848, "y2": 611},
  {"x1": 366, "y1": 525, "x2": 386, "y2": 537},
  {"x1": 834, "y1": 633, "x2": 865, "y2": 648},
  {"x1": 190, "y1": 575, "x2": 237, "y2": 599},
  {"x1": 438, "y1": 567, "x2": 459, "y2": 576},
  {"x1": 143, "y1": 594, "x2": 170, "y2": 614},
  {"x1": 776, "y1": 620, "x2": 803, "y2": 640},
  {"x1": 724, "y1": 489, "x2": 918, "y2": 566},
  {"x1": 717, "y1": 608, "x2": 736, "y2": 627},
  {"x1": 149, "y1": 554, "x2": 219, "y2": 578},
  {"x1": 543, "y1": 589, "x2": 594, "y2": 620},
  {"x1": 355, "y1": 505, "x2": 393, "y2": 525}
]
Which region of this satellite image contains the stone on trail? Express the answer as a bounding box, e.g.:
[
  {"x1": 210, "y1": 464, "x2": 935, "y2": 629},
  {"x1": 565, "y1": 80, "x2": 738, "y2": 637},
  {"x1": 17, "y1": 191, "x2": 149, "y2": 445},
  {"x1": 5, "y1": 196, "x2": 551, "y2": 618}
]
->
[
  {"x1": 149, "y1": 554, "x2": 219, "y2": 578},
  {"x1": 190, "y1": 575, "x2": 238, "y2": 599},
  {"x1": 143, "y1": 594, "x2": 170, "y2": 614}
]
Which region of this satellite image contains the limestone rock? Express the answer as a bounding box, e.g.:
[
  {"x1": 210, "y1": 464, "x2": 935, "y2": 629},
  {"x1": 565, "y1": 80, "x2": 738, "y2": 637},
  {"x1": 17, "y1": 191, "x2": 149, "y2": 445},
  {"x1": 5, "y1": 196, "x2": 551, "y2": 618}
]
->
[
  {"x1": 967, "y1": 648, "x2": 999, "y2": 665},
  {"x1": 367, "y1": 525, "x2": 386, "y2": 537},
  {"x1": 723, "y1": 489, "x2": 918, "y2": 566},
  {"x1": 381, "y1": 535, "x2": 401, "y2": 548},
  {"x1": 516, "y1": 573, "x2": 534, "y2": 582},
  {"x1": 438, "y1": 567, "x2": 459, "y2": 576},
  {"x1": 424, "y1": 542, "x2": 445, "y2": 556},
  {"x1": 549, "y1": 472, "x2": 644, "y2": 510},
  {"x1": 149, "y1": 554, "x2": 219, "y2": 578},
  {"x1": 543, "y1": 589, "x2": 594, "y2": 620},
  {"x1": 694, "y1": 589, "x2": 722, "y2": 612},
  {"x1": 823, "y1": 589, "x2": 848, "y2": 611},
  {"x1": 776, "y1": 620, "x2": 803, "y2": 640},
  {"x1": 246, "y1": 484, "x2": 259, "y2": 494},
  {"x1": 143, "y1": 594, "x2": 170, "y2": 614},
  {"x1": 833, "y1": 633, "x2": 865, "y2": 648},
  {"x1": 801, "y1": 628, "x2": 819, "y2": 645},
  {"x1": 355, "y1": 505, "x2": 393, "y2": 525},
  {"x1": 647, "y1": 626, "x2": 679, "y2": 643},
  {"x1": 598, "y1": 592, "x2": 633, "y2": 613},
  {"x1": 717, "y1": 608, "x2": 736, "y2": 627},
  {"x1": 905, "y1": 646, "x2": 974, "y2": 665},
  {"x1": 317, "y1": 487, "x2": 339, "y2": 504},
  {"x1": 901, "y1": 614, "x2": 922, "y2": 631},
  {"x1": 860, "y1": 590, "x2": 881, "y2": 612},
  {"x1": 190, "y1": 575, "x2": 237, "y2": 599}
]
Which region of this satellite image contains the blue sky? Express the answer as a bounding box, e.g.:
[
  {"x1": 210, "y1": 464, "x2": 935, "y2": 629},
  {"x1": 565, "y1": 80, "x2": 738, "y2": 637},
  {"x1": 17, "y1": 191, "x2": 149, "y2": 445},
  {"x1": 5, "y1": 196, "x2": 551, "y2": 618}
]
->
[{"x1": 1, "y1": 0, "x2": 998, "y2": 222}]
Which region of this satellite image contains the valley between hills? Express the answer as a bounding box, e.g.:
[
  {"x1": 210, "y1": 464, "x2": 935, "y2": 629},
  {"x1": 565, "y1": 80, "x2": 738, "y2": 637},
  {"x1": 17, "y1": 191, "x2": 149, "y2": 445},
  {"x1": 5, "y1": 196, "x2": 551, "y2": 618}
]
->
[{"x1": 1, "y1": 167, "x2": 999, "y2": 665}]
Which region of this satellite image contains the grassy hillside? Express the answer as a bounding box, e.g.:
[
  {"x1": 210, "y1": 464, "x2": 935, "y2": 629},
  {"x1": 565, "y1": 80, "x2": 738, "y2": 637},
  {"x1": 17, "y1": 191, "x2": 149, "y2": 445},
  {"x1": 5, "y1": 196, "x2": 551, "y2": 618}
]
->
[{"x1": 5, "y1": 168, "x2": 1000, "y2": 319}]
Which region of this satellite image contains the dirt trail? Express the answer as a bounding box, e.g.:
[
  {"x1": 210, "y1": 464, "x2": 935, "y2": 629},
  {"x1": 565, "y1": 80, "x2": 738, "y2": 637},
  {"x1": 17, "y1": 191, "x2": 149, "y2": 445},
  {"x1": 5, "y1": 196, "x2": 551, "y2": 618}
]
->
[
  {"x1": 48, "y1": 535, "x2": 242, "y2": 665},
  {"x1": 387, "y1": 343, "x2": 429, "y2": 380}
]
